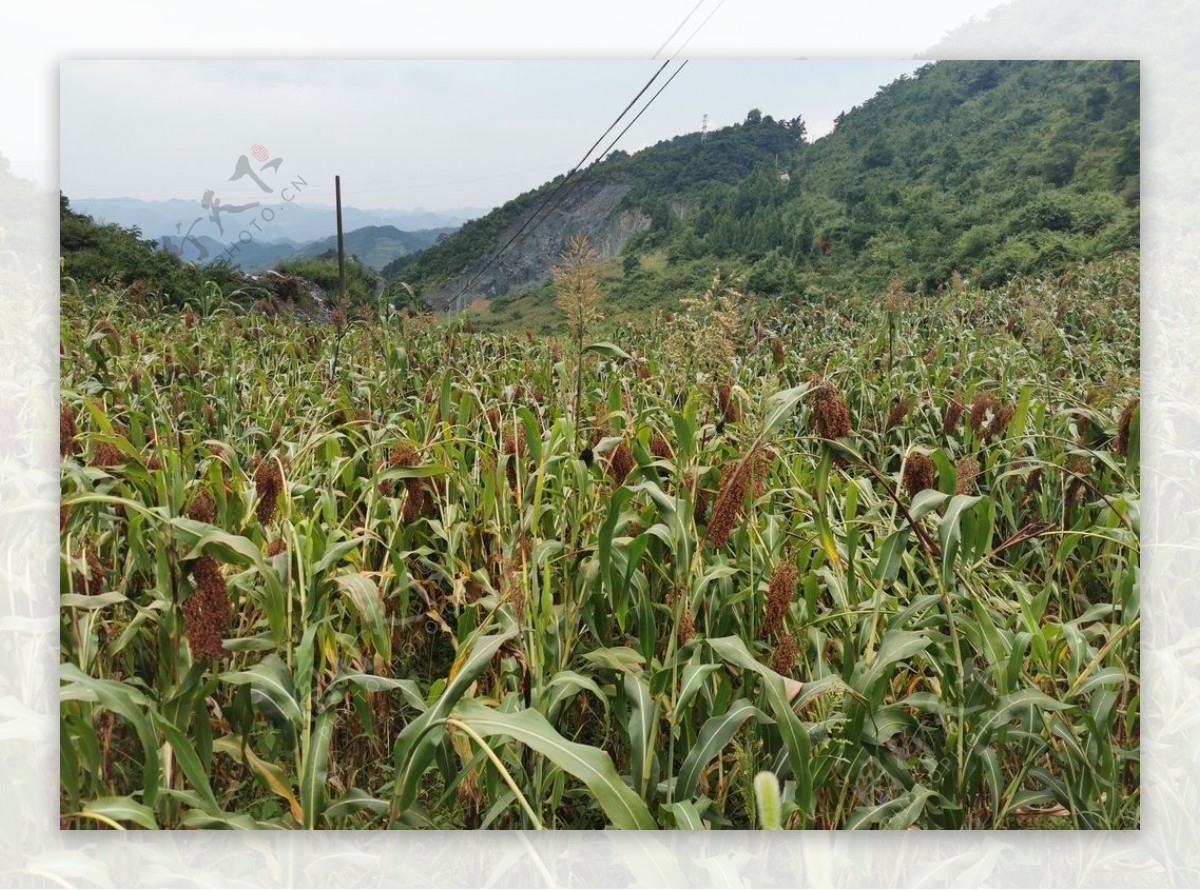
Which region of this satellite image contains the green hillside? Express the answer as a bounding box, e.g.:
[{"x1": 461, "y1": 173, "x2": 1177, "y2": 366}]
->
[
  {"x1": 59, "y1": 197, "x2": 425, "y2": 315},
  {"x1": 394, "y1": 60, "x2": 1138, "y2": 328},
  {"x1": 59, "y1": 195, "x2": 247, "y2": 305}
]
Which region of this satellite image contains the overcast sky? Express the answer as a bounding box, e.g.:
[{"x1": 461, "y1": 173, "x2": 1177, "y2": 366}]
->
[{"x1": 59, "y1": 60, "x2": 928, "y2": 212}]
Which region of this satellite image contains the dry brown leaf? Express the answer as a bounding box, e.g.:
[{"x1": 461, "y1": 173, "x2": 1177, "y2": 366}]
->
[{"x1": 1013, "y1": 803, "x2": 1071, "y2": 818}]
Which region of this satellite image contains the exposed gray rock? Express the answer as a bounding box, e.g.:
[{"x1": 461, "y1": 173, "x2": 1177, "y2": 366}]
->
[{"x1": 428, "y1": 177, "x2": 650, "y2": 311}]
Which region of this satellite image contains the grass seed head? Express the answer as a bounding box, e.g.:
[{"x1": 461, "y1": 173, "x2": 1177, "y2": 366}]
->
[
  {"x1": 1077, "y1": 411, "x2": 1109, "y2": 449},
  {"x1": 771, "y1": 336, "x2": 786, "y2": 367},
  {"x1": 985, "y1": 403, "x2": 1015, "y2": 441},
  {"x1": 502, "y1": 554, "x2": 526, "y2": 624},
  {"x1": 74, "y1": 549, "x2": 106, "y2": 596},
  {"x1": 92, "y1": 442, "x2": 122, "y2": 468},
  {"x1": 717, "y1": 382, "x2": 741, "y2": 425},
  {"x1": 763, "y1": 561, "x2": 798, "y2": 638},
  {"x1": 1025, "y1": 465, "x2": 1044, "y2": 496},
  {"x1": 404, "y1": 485, "x2": 428, "y2": 522},
  {"x1": 650, "y1": 431, "x2": 674, "y2": 461},
  {"x1": 501, "y1": 428, "x2": 525, "y2": 457},
  {"x1": 683, "y1": 472, "x2": 712, "y2": 523},
  {"x1": 1066, "y1": 457, "x2": 1092, "y2": 505},
  {"x1": 184, "y1": 555, "x2": 231, "y2": 660},
  {"x1": 770, "y1": 633, "x2": 798, "y2": 676},
  {"x1": 390, "y1": 444, "x2": 418, "y2": 468},
  {"x1": 749, "y1": 447, "x2": 776, "y2": 497},
  {"x1": 955, "y1": 456, "x2": 981, "y2": 494},
  {"x1": 943, "y1": 397, "x2": 965, "y2": 434},
  {"x1": 187, "y1": 488, "x2": 216, "y2": 524},
  {"x1": 678, "y1": 607, "x2": 695, "y2": 646},
  {"x1": 607, "y1": 440, "x2": 635, "y2": 486},
  {"x1": 1115, "y1": 397, "x2": 1139, "y2": 456},
  {"x1": 388, "y1": 444, "x2": 426, "y2": 510},
  {"x1": 810, "y1": 385, "x2": 851, "y2": 440},
  {"x1": 554, "y1": 233, "x2": 603, "y2": 342},
  {"x1": 502, "y1": 427, "x2": 526, "y2": 490},
  {"x1": 60, "y1": 403, "x2": 79, "y2": 457},
  {"x1": 707, "y1": 452, "x2": 754, "y2": 549},
  {"x1": 253, "y1": 456, "x2": 283, "y2": 525},
  {"x1": 970, "y1": 393, "x2": 996, "y2": 437},
  {"x1": 903, "y1": 452, "x2": 936, "y2": 498}
]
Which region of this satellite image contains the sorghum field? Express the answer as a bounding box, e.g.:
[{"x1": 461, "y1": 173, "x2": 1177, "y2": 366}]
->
[{"x1": 59, "y1": 253, "x2": 1140, "y2": 830}]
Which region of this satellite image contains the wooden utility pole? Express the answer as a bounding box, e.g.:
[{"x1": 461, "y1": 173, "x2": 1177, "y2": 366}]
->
[{"x1": 335, "y1": 175, "x2": 346, "y2": 302}]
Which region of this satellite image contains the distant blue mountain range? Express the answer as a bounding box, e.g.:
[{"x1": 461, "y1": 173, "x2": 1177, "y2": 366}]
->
[{"x1": 72, "y1": 197, "x2": 483, "y2": 272}]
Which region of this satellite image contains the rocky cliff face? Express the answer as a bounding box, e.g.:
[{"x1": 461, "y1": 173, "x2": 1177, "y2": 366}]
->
[{"x1": 428, "y1": 176, "x2": 649, "y2": 311}]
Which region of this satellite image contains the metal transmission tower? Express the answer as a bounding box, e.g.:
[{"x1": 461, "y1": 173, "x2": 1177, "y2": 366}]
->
[{"x1": 701, "y1": 113, "x2": 708, "y2": 141}]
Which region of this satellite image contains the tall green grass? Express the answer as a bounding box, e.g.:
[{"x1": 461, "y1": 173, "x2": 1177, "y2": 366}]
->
[{"x1": 59, "y1": 254, "x2": 1139, "y2": 829}]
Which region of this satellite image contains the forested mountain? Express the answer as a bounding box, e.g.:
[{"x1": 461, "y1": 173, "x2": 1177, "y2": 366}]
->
[
  {"x1": 59, "y1": 196, "x2": 408, "y2": 312},
  {"x1": 392, "y1": 60, "x2": 1138, "y2": 327},
  {"x1": 156, "y1": 233, "x2": 305, "y2": 272},
  {"x1": 296, "y1": 224, "x2": 455, "y2": 271},
  {"x1": 157, "y1": 223, "x2": 454, "y2": 274},
  {"x1": 71, "y1": 197, "x2": 480, "y2": 245},
  {"x1": 60, "y1": 195, "x2": 246, "y2": 303}
]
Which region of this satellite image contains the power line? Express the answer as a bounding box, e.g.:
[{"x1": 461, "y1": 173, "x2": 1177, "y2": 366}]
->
[
  {"x1": 447, "y1": 60, "x2": 692, "y2": 310},
  {"x1": 442, "y1": 0, "x2": 725, "y2": 310},
  {"x1": 512, "y1": 60, "x2": 690, "y2": 246},
  {"x1": 652, "y1": 0, "x2": 707, "y2": 59},
  {"x1": 568, "y1": 61, "x2": 673, "y2": 181},
  {"x1": 674, "y1": 0, "x2": 729, "y2": 56},
  {"x1": 587, "y1": 62, "x2": 690, "y2": 173},
  {"x1": 447, "y1": 60, "x2": 673, "y2": 308}
]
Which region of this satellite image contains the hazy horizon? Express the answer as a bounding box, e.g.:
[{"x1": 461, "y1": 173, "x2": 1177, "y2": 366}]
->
[
  {"x1": 66, "y1": 194, "x2": 491, "y2": 218},
  {"x1": 59, "y1": 60, "x2": 927, "y2": 214}
]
